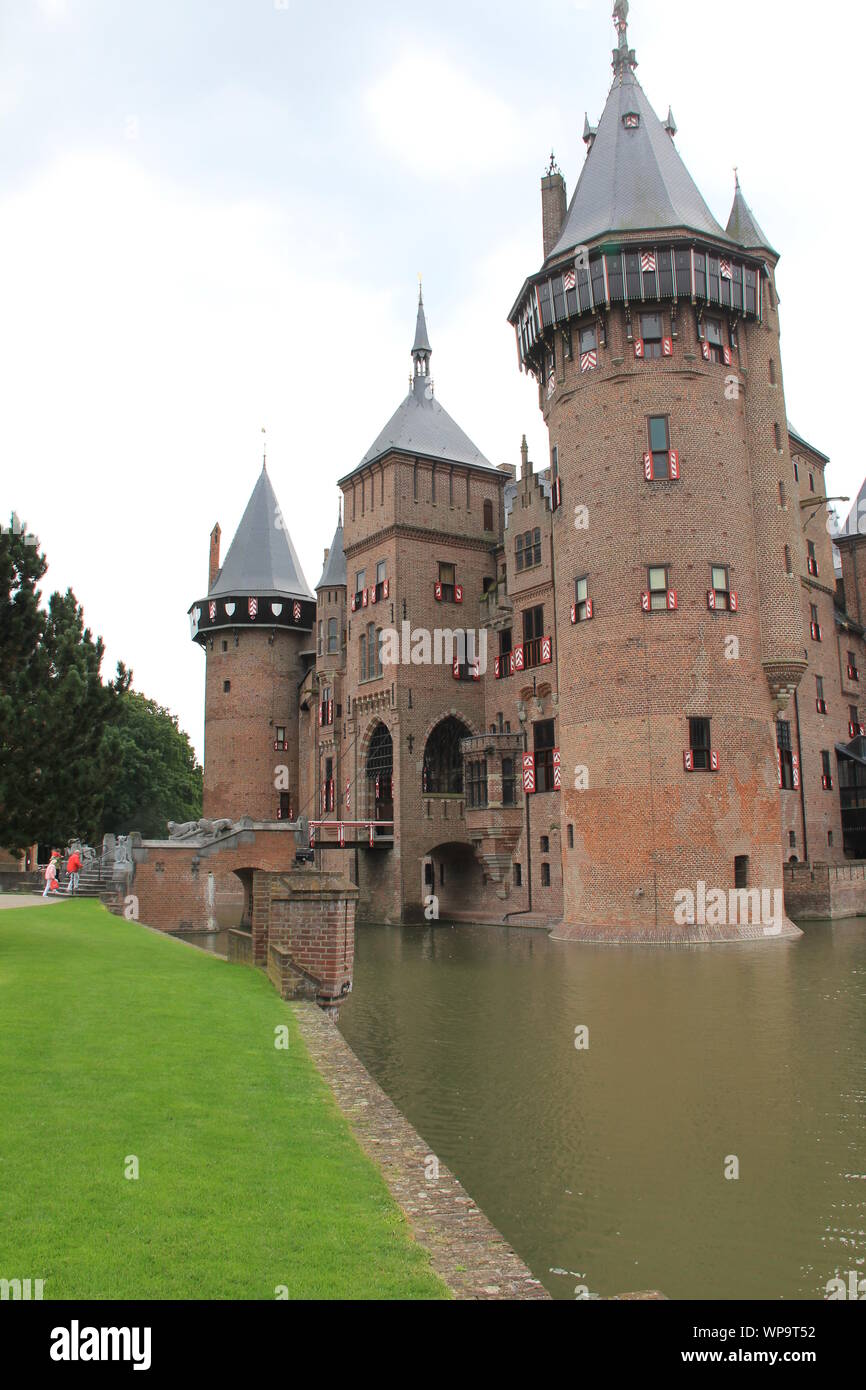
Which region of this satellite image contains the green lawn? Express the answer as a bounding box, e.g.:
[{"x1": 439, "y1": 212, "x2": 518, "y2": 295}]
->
[{"x1": 0, "y1": 900, "x2": 448, "y2": 1300}]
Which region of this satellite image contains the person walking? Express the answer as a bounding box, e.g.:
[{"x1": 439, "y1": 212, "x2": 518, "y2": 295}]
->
[
  {"x1": 65, "y1": 847, "x2": 82, "y2": 895},
  {"x1": 42, "y1": 851, "x2": 60, "y2": 898}
]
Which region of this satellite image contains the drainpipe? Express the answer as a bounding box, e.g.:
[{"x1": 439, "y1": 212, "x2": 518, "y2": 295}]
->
[
  {"x1": 793, "y1": 687, "x2": 808, "y2": 864},
  {"x1": 524, "y1": 723, "x2": 533, "y2": 913}
]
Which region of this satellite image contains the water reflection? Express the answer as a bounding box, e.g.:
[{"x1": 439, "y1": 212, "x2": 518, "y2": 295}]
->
[{"x1": 338, "y1": 920, "x2": 866, "y2": 1300}]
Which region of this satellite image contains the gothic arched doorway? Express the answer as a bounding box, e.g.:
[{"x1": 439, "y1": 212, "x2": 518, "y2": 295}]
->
[{"x1": 366, "y1": 723, "x2": 394, "y2": 837}]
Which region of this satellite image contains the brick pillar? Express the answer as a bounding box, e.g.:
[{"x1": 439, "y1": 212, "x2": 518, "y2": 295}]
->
[{"x1": 263, "y1": 867, "x2": 359, "y2": 1014}]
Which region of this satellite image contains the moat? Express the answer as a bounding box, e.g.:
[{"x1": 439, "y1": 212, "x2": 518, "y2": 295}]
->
[{"x1": 338, "y1": 919, "x2": 866, "y2": 1301}]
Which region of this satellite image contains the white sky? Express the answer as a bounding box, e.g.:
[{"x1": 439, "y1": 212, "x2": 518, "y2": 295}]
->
[{"x1": 0, "y1": 0, "x2": 858, "y2": 758}]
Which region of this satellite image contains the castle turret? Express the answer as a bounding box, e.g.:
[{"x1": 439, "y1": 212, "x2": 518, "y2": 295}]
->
[
  {"x1": 507, "y1": 1, "x2": 803, "y2": 939},
  {"x1": 189, "y1": 463, "x2": 315, "y2": 822}
]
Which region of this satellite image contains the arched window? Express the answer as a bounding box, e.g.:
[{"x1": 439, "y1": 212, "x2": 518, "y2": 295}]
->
[
  {"x1": 366, "y1": 723, "x2": 393, "y2": 829},
  {"x1": 423, "y1": 716, "x2": 471, "y2": 794},
  {"x1": 483, "y1": 499, "x2": 494, "y2": 531}
]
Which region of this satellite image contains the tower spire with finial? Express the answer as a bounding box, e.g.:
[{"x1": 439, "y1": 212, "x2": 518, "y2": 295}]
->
[
  {"x1": 612, "y1": 0, "x2": 637, "y2": 79},
  {"x1": 411, "y1": 277, "x2": 432, "y2": 394}
]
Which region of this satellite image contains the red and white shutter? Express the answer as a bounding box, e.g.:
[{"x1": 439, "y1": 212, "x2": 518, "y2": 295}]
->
[
  {"x1": 541, "y1": 636, "x2": 552, "y2": 664},
  {"x1": 293, "y1": 601, "x2": 301, "y2": 622},
  {"x1": 522, "y1": 753, "x2": 536, "y2": 794},
  {"x1": 553, "y1": 749, "x2": 562, "y2": 790},
  {"x1": 634, "y1": 338, "x2": 645, "y2": 359},
  {"x1": 513, "y1": 645, "x2": 525, "y2": 671},
  {"x1": 471, "y1": 657, "x2": 481, "y2": 681},
  {"x1": 701, "y1": 341, "x2": 711, "y2": 361},
  {"x1": 643, "y1": 451, "x2": 654, "y2": 481},
  {"x1": 669, "y1": 449, "x2": 680, "y2": 479},
  {"x1": 707, "y1": 589, "x2": 717, "y2": 611},
  {"x1": 729, "y1": 591, "x2": 739, "y2": 612},
  {"x1": 570, "y1": 603, "x2": 577, "y2": 625},
  {"x1": 585, "y1": 598, "x2": 594, "y2": 619},
  {"x1": 318, "y1": 704, "x2": 323, "y2": 727},
  {"x1": 362, "y1": 587, "x2": 369, "y2": 607},
  {"x1": 494, "y1": 656, "x2": 501, "y2": 678},
  {"x1": 453, "y1": 659, "x2": 460, "y2": 680},
  {"x1": 710, "y1": 751, "x2": 720, "y2": 772},
  {"x1": 792, "y1": 754, "x2": 800, "y2": 790},
  {"x1": 328, "y1": 699, "x2": 333, "y2": 725},
  {"x1": 455, "y1": 584, "x2": 464, "y2": 604},
  {"x1": 723, "y1": 346, "x2": 733, "y2": 366},
  {"x1": 641, "y1": 591, "x2": 651, "y2": 612},
  {"x1": 662, "y1": 337, "x2": 673, "y2": 356},
  {"x1": 345, "y1": 778, "x2": 351, "y2": 810},
  {"x1": 776, "y1": 747, "x2": 783, "y2": 788},
  {"x1": 667, "y1": 590, "x2": 678, "y2": 610},
  {"x1": 208, "y1": 601, "x2": 216, "y2": 622},
  {"x1": 434, "y1": 582, "x2": 442, "y2": 601},
  {"x1": 350, "y1": 593, "x2": 357, "y2": 612},
  {"x1": 683, "y1": 750, "x2": 694, "y2": 771},
  {"x1": 383, "y1": 577, "x2": 389, "y2": 599},
  {"x1": 248, "y1": 597, "x2": 258, "y2": 619}
]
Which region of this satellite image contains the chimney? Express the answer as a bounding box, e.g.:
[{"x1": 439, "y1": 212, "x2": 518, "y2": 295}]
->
[
  {"x1": 323, "y1": 547, "x2": 330, "y2": 564},
  {"x1": 541, "y1": 157, "x2": 567, "y2": 260},
  {"x1": 209, "y1": 523, "x2": 221, "y2": 589}
]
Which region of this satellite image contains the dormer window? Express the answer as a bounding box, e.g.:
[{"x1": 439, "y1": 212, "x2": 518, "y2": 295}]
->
[{"x1": 623, "y1": 112, "x2": 639, "y2": 128}]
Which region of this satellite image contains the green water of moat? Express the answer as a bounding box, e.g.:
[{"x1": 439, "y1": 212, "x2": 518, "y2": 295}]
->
[{"x1": 338, "y1": 919, "x2": 866, "y2": 1301}]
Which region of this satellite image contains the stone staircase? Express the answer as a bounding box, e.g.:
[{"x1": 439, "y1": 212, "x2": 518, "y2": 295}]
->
[{"x1": 66, "y1": 857, "x2": 125, "y2": 914}]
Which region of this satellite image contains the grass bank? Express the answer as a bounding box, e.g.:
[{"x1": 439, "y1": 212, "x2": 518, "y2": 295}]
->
[{"x1": 0, "y1": 900, "x2": 447, "y2": 1299}]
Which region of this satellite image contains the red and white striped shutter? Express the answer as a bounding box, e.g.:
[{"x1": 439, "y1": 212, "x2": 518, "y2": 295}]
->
[
  {"x1": 508, "y1": 651, "x2": 515, "y2": 675},
  {"x1": 321, "y1": 781, "x2": 326, "y2": 812},
  {"x1": 723, "y1": 346, "x2": 732, "y2": 366},
  {"x1": 362, "y1": 587, "x2": 368, "y2": 607},
  {"x1": 318, "y1": 704, "x2": 323, "y2": 726},
  {"x1": 293, "y1": 601, "x2": 301, "y2": 622},
  {"x1": 667, "y1": 590, "x2": 678, "y2": 610},
  {"x1": 345, "y1": 778, "x2": 350, "y2": 810},
  {"x1": 455, "y1": 584, "x2": 464, "y2": 604},
  {"x1": 707, "y1": 589, "x2": 716, "y2": 611},
  {"x1": 351, "y1": 593, "x2": 357, "y2": 612},
  {"x1": 586, "y1": 598, "x2": 594, "y2": 620},
  {"x1": 369, "y1": 585, "x2": 376, "y2": 605},
  {"x1": 514, "y1": 645, "x2": 525, "y2": 671},
  {"x1": 541, "y1": 636, "x2": 552, "y2": 664},
  {"x1": 669, "y1": 449, "x2": 680, "y2": 479},
  {"x1": 683, "y1": 750, "x2": 694, "y2": 771},
  {"x1": 777, "y1": 747, "x2": 783, "y2": 788},
  {"x1": 328, "y1": 699, "x2": 333, "y2": 724},
  {"x1": 339, "y1": 821, "x2": 345, "y2": 847},
  {"x1": 554, "y1": 477, "x2": 562, "y2": 508},
  {"x1": 710, "y1": 751, "x2": 719, "y2": 772},
  {"x1": 662, "y1": 337, "x2": 673, "y2": 356},
  {"x1": 553, "y1": 749, "x2": 562, "y2": 789},
  {"x1": 643, "y1": 452, "x2": 654, "y2": 481},
  {"x1": 570, "y1": 604, "x2": 577, "y2": 625},
  {"x1": 701, "y1": 341, "x2": 711, "y2": 361},
  {"x1": 729, "y1": 591, "x2": 739, "y2": 612},
  {"x1": 209, "y1": 601, "x2": 216, "y2": 622},
  {"x1": 453, "y1": 659, "x2": 460, "y2": 679},
  {"x1": 792, "y1": 753, "x2": 800, "y2": 790},
  {"x1": 522, "y1": 753, "x2": 536, "y2": 794},
  {"x1": 494, "y1": 656, "x2": 501, "y2": 678},
  {"x1": 641, "y1": 591, "x2": 650, "y2": 611},
  {"x1": 634, "y1": 338, "x2": 644, "y2": 358},
  {"x1": 369, "y1": 823, "x2": 375, "y2": 847},
  {"x1": 471, "y1": 658, "x2": 480, "y2": 681},
  {"x1": 434, "y1": 582, "x2": 442, "y2": 601},
  {"x1": 383, "y1": 577, "x2": 389, "y2": 598}
]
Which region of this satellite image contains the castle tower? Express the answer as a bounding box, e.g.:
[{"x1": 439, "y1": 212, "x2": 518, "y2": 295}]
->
[
  {"x1": 508, "y1": 3, "x2": 805, "y2": 939},
  {"x1": 189, "y1": 463, "x2": 315, "y2": 822}
]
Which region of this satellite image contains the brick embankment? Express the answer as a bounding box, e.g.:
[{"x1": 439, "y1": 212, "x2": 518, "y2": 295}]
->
[{"x1": 293, "y1": 1003, "x2": 549, "y2": 1301}]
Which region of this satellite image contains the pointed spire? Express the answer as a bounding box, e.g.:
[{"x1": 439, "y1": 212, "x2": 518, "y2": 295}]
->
[
  {"x1": 612, "y1": 0, "x2": 637, "y2": 79},
  {"x1": 726, "y1": 173, "x2": 776, "y2": 255},
  {"x1": 583, "y1": 113, "x2": 597, "y2": 150},
  {"x1": 520, "y1": 434, "x2": 530, "y2": 480},
  {"x1": 208, "y1": 465, "x2": 314, "y2": 600},
  {"x1": 663, "y1": 106, "x2": 677, "y2": 138},
  {"x1": 411, "y1": 281, "x2": 432, "y2": 394}
]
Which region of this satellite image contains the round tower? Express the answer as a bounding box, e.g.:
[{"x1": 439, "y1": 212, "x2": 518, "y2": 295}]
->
[
  {"x1": 509, "y1": 4, "x2": 805, "y2": 939},
  {"x1": 189, "y1": 463, "x2": 315, "y2": 823}
]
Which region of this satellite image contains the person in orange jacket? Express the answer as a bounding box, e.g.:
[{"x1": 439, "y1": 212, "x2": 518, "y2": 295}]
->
[{"x1": 65, "y1": 848, "x2": 82, "y2": 895}]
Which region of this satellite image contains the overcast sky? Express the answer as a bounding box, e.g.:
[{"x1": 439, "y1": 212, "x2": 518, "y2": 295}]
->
[{"x1": 0, "y1": 0, "x2": 856, "y2": 759}]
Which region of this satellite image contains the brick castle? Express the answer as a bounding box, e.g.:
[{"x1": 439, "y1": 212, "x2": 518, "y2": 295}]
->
[{"x1": 179, "y1": 4, "x2": 866, "y2": 940}]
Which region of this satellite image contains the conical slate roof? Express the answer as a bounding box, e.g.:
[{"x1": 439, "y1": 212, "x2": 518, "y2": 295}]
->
[
  {"x1": 353, "y1": 388, "x2": 492, "y2": 473},
  {"x1": 316, "y1": 516, "x2": 346, "y2": 589},
  {"x1": 726, "y1": 178, "x2": 777, "y2": 255},
  {"x1": 549, "y1": 63, "x2": 731, "y2": 260},
  {"x1": 209, "y1": 466, "x2": 314, "y2": 600}
]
